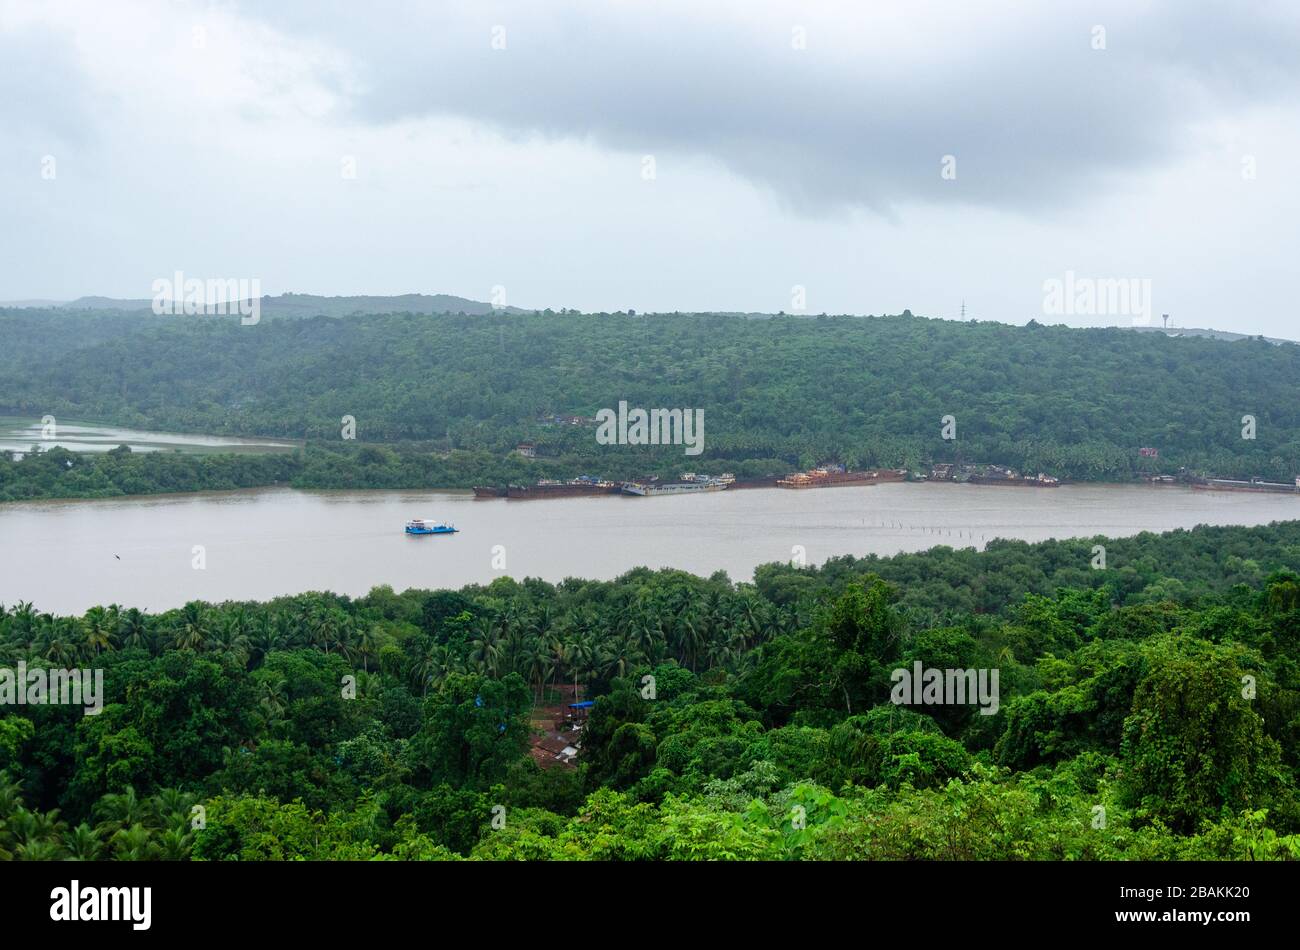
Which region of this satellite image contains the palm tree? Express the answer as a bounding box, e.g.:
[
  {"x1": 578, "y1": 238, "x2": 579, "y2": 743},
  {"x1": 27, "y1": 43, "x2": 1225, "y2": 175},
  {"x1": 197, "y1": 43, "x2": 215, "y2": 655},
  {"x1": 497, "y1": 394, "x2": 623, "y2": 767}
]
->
[
  {"x1": 518, "y1": 640, "x2": 552, "y2": 702},
  {"x1": 674, "y1": 607, "x2": 707, "y2": 672},
  {"x1": 9, "y1": 601, "x2": 37, "y2": 644},
  {"x1": 211, "y1": 613, "x2": 251, "y2": 666},
  {"x1": 63, "y1": 823, "x2": 103, "y2": 860},
  {"x1": 171, "y1": 602, "x2": 209, "y2": 651},
  {"x1": 308, "y1": 606, "x2": 346, "y2": 655},
  {"x1": 334, "y1": 621, "x2": 357, "y2": 665},
  {"x1": 14, "y1": 837, "x2": 64, "y2": 860},
  {"x1": 250, "y1": 624, "x2": 284, "y2": 666},
  {"x1": 598, "y1": 634, "x2": 643, "y2": 681},
  {"x1": 149, "y1": 788, "x2": 198, "y2": 831},
  {"x1": 630, "y1": 609, "x2": 665, "y2": 665},
  {"x1": 545, "y1": 636, "x2": 569, "y2": 698},
  {"x1": 468, "y1": 617, "x2": 504, "y2": 676},
  {"x1": 565, "y1": 631, "x2": 597, "y2": 699},
  {"x1": 0, "y1": 636, "x2": 24, "y2": 668},
  {"x1": 109, "y1": 823, "x2": 157, "y2": 861},
  {"x1": 94, "y1": 786, "x2": 148, "y2": 837},
  {"x1": 155, "y1": 825, "x2": 194, "y2": 861},
  {"x1": 8, "y1": 806, "x2": 67, "y2": 859},
  {"x1": 355, "y1": 625, "x2": 380, "y2": 673},
  {"x1": 256, "y1": 676, "x2": 289, "y2": 735},
  {"x1": 42, "y1": 622, "x2": 77, "y2": 666},
  {"x1": 407, "y1": 638, "x2": 452, "y2": 697},
  {"x1": 118, "y1": 607, "x2": 151, "y2": 652}
]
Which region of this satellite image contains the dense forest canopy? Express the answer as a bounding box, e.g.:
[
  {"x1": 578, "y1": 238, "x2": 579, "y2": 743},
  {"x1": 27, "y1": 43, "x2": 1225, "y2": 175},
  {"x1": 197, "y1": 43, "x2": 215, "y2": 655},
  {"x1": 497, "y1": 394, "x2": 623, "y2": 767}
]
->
[
  {"x1": 2, "y1": 519, "x2": 1298, "y2": 860},
  {"x1": 2, "y1": 309, "x2": 1298, "y2": 499}
]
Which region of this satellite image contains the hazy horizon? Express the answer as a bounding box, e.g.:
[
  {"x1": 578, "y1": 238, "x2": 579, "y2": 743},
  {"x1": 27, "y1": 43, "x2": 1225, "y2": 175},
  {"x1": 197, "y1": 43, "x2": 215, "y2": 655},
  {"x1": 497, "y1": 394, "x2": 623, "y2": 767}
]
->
[{"x1": 1, "y1": 291, "x2": 1291, "y2": 344}]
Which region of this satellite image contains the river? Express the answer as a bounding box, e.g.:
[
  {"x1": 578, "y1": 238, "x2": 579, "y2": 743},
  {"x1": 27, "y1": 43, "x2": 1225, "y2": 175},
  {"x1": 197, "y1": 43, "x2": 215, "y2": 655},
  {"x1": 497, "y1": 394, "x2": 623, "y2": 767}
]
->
[
  {"x1": 0, "y1": 417, "x2": 299, "y2": 457},
  {"x1": 1, "y1": 482, "x2": 1297, "y2": 614}
]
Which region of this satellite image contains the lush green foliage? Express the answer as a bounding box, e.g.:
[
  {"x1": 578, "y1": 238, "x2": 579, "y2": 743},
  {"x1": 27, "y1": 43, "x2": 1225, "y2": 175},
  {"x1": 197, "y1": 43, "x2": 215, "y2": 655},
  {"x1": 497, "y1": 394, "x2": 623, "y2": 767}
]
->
[
  {"x1": 0, "y1": 444, "x2": 301, "y2": 502},
  {"x1": 3, "y1": 309, "x2": 1299, "y2": 501},
  {"x1": 2, "y1": 520, "x2": 1298, "y2": 860}
]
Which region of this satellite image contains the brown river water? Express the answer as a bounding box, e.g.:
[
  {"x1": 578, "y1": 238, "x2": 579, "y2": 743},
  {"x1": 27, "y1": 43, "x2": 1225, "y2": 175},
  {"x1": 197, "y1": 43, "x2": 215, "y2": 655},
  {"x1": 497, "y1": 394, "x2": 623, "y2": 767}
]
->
[{"x1": 1, "y1": 482, "x2": 1297, "y2": 614}]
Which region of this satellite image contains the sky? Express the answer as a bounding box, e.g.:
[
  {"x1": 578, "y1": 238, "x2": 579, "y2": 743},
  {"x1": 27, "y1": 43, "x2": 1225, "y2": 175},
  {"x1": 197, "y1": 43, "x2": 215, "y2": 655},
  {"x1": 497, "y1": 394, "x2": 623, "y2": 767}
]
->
[{"x1": 2, "y1": 0, "x2": 1298, "y2": 335}]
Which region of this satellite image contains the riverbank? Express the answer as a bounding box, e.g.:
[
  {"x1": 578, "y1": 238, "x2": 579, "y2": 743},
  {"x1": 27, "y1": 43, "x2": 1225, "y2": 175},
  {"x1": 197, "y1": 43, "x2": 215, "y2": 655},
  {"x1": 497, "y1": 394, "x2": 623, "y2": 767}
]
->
[{"x1": 4, "y1": 426, "x2": 1296, "y2": 505}]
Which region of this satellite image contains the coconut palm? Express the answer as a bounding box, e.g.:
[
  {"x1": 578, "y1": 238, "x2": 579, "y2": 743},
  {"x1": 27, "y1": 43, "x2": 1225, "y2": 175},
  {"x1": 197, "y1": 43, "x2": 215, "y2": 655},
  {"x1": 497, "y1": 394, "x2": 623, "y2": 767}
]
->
[
  {"x1": 155, "y1": 825, "x2": 194, "y2": 861},
  {"x1": 118, "y1": 607, "x2": 151, "y2": 652},
  {"x1": 13, "y1": 837, "x2": 64, "y2": 860},
  {"x1": 211, "y1": 613, "x2": 252, "y2": 666},
  {"x1": 41, "y1": 622, "x2": 77, "y2": 666},
  {"x1": 109, "y1": 823, "x2": 158, "y2": 861},
  {"x1": 250, "y1": 623, "x2": 284, "y2": 666},
  {"x1": 355, "y1": 625, "x2": 380, "y2": 673},
  {"x1": 171, "y1": 602, "x2": 209, "y2": 651},
  {"x1": 8, "y1": 601, "x2": 37, "y2": 643},
  {"x1": 308, "y1": 606, "x2": 347, "y2": 655},
  {"x1": 94, "y1": 786, "x2": 148, "y2": 836},
  {"x1": 256, "y1": 676, "x2": 289, "y2": 734},
  {"x1": 150, "y1": 788, "x2": 198, "y2": 831},
  {"x1": 63, "y1": 822, "x2": 103, "y2": 860},
  {"x1": 518, "y1": 640, "x2": 553, "y2": 702},
  {"x1": 468, "y1": 617, "x2": 504, "y2": 676},
  {"x1": 8, "y1": 806, "x2": 66, "y2": 859},
  {"x1": 564, "y1": 631, "x2": 597, "y2": 697},
  {"x1": 0, "y1": 772, "x2": 24, "y2": 837}
]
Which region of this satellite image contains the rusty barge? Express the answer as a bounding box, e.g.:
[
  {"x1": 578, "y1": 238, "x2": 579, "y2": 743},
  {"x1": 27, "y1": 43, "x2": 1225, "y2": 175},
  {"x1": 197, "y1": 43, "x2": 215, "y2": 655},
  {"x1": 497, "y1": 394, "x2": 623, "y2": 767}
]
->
[{"x1": 777, "y1": 467, "x2": 908, "y2": 489}]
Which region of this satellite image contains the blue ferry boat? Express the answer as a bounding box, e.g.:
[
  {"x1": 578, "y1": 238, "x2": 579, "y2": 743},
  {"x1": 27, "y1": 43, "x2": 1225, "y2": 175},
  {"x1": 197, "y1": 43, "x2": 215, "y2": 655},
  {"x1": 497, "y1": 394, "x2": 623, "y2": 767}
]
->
[{"x1": 405, "y1": 518, "x2": 458, "y2": 535}]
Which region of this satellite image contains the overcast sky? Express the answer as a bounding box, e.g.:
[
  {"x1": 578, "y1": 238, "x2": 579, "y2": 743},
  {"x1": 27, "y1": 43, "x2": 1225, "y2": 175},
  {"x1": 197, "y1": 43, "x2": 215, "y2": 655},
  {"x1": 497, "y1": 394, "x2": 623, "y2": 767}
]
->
[{"x1": 2, "y1": 0, "x2": 1298, "y2": 335}]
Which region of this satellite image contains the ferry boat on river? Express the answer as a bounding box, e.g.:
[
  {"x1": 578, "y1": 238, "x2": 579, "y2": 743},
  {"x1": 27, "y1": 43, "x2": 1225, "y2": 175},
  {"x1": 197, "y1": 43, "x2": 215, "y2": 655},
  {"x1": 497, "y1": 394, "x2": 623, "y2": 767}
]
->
[{"x1": 404, "y1": 518, "x2": 458, "y2": 535}]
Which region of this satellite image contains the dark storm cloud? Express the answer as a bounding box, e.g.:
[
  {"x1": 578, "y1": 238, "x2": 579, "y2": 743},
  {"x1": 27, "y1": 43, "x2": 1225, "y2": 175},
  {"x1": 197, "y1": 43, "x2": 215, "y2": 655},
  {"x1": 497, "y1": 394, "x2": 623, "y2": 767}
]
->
[{"x1": 238, "y1": 0, "x2": 1300, "y2": 215}]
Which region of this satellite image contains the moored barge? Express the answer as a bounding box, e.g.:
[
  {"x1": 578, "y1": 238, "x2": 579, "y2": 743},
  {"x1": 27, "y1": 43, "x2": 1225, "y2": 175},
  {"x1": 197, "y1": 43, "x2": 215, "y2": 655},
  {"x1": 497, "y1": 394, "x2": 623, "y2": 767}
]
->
[
  {"x1": 1191, "y1": 476, "x2": 1300, "y2": 494},
  {"x1": 506, "y1": 477, "x2": 622, "y2": 499},
  {"x1": 777, "y1": 467, "x2": 907, "y2": 489}
]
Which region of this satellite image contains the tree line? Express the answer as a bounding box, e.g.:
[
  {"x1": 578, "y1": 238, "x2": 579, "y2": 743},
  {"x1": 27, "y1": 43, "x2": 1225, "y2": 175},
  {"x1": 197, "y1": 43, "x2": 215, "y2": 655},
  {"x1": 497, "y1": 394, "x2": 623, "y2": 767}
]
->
[
  {"x1": 1, "y1": 519, "x2": 1297, "y2": 860},
  {"x1": 3, "y1": 308, "x2": 1298, "y2": 502}
]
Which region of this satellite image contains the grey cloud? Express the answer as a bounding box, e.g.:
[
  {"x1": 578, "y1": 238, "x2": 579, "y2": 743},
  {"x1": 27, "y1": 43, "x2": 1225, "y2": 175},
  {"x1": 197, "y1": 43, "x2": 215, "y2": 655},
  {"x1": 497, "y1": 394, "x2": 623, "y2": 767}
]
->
[
  {"x1": 237, "y1": 0, "x2": 1300, "y2": 216},
  {"x1": 0, "y1": 24, "x2": 98, "y2": 146}
]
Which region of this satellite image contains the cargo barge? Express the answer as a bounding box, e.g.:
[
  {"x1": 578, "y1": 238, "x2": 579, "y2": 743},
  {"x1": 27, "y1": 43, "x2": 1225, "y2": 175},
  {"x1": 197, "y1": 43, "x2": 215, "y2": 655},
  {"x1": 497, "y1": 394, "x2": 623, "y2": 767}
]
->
[
  {"x1": 505, "y1": 477, "x2": 622, "y2": 499},
  {"x1": 1191, "y1": 476, "x2": 1300, "y2": 494},
  {"x1": 968, "y1": 471, "x2": 1060, "y2": 487},
  {"x1": 928, "y1": 463, "x2": 1059, "y2": 487},
  {"x1": 777, "y1": 467, "x2": 907, "y2": 489},
  {"x1": 728, "y1": 475, "x2": 783, "y2": 490},
  {"x1": 622, "y1": 479, "x2": 728, "y2": 496},
  {"x1": 622, "y1": 472, "x2": 732, "y2": 496}
]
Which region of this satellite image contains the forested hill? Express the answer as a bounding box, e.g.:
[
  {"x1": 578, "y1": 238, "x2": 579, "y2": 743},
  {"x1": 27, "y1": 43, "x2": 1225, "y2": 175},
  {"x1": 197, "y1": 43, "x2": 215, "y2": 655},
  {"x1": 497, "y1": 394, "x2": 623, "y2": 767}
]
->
[
  {"x1": 2, "y1": 308, "x2": 1299, "y2": 482},
  {"x1": 6, "y1": 292, "x2": 520, "y2": 317}
]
